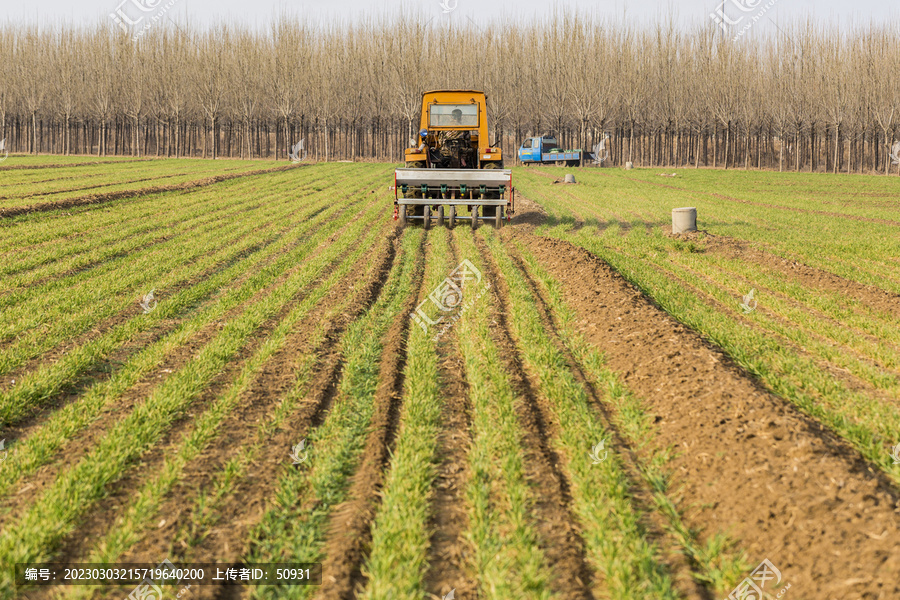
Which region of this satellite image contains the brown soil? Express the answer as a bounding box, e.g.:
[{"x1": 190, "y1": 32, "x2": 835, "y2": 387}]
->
[
  {"x1": 422, "y1": 234, "x2": 475, "y2": 600},
  {"x1": 0, "y1": 163, "x2": 302, "y2": 219},
  {"x1": 473, "y1": 233, "x2": 596, "y2": 600},
  {"x1": 502, "y1": 242, "x2": 715, "y2": 600},
  {"x1": 314, "y1": 231, "x2": 426, "y2": 600},
  {"x1": 505, "y1": 199, "x2": 900, "y2": 599}
]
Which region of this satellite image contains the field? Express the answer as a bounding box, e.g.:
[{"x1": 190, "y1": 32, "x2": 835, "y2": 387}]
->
[{"x1": 2, "y1": 158, "x2": 899, "y2": 600}]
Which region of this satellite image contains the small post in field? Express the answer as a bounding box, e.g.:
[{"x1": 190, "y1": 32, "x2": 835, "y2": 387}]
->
[{"x1": 672, "y1": 207, "x2": 697, "y2": 234}]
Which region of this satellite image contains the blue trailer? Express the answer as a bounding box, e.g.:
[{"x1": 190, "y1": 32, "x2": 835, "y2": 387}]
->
[{"x1": 518, "y1": 136, "x2": 583, "y2": 166}]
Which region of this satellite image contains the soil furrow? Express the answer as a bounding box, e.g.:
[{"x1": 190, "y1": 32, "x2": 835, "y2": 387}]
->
[
  {"x1": 472, "y1": 232, "x2": 595, "y2": 600},
  {"x1": 0, "y1": 193, "x2": 361, "y2": 404},
  {"x1": 315, "y1": 231, "x2": 426, "y2": 600},
  {"x1": 0, "y1": 165, "x2": 251, "y2": 200},
  {"x1": 0, "y1": 158, "x2": 154, "y2": 172},
  {"x1": 503, "y1": 238, "x2": 715, "y2": 600},
  {"x1": 510, "y1": 212, "x2": 900, "y2": 598},
  {"x1": 422, "y1": 233, "x2": 476, "y2": 600},
  {"x1": 110, "y1": 225, "x2": 398, "y2": 576},
  {"x1": 22, "y1": 222, "x2": 385, "y2": 578},
  {"x1": 632, "y1": 248, "x2": 900, "y2": 411},
  {"x1": 699, "y1": 233, "x2": 900, "y2": 322}
]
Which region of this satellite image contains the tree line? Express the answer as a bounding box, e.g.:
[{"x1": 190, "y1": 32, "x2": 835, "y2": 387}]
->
[{"x1": 1, "y1": 11, "x2": 899, "y2": 173}]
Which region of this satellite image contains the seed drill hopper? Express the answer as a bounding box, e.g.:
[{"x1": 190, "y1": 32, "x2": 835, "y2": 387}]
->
[{"x1": 394, "y1": 90, "x2": 514, "y2": 229}]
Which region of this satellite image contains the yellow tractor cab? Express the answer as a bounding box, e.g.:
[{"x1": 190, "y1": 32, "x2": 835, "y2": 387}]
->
[
  {"x1": 404, "y1": 90, "x2": 504, "y2": 170},
  {"x1": 395, "y1": 90, "x2": 513, "y2": 229}
]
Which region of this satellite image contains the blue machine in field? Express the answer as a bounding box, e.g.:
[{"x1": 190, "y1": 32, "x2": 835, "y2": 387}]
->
[{"x1": 518, "y1": 136, "x2": 583, "y2": 166}]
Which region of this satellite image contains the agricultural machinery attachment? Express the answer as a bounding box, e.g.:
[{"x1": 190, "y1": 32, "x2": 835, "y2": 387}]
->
[{"x1": 393, "y1": 90, "x2": 514, "y2": 229}]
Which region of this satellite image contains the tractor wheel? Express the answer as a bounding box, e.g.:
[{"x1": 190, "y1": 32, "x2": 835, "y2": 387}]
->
[
  {"x1": 494, "y1": 206, "x2": 504, "y2": 229},
  {"x1": 399, "y1": 205, "x2": 407, "y2": 227},
  {"x1": 437, "y1": 206, "x2": 445, "y2": 228},
  {"x1": 448, "y1": 206, "x2": 456, "y2": 229},
  {"x1": 555, "y1": 160, "x2": 566, "y2": 167},
  {"x1": 423, "y1": 205, "x2": 431, "y2": 230},
  {"x1": 471, "y1": 206, "x2": 479, "y2": 230}
]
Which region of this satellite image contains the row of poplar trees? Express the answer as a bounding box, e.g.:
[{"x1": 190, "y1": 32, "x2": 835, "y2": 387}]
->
[{"x1": 1, "y1": 10, "x2": 899, "y2": 173}]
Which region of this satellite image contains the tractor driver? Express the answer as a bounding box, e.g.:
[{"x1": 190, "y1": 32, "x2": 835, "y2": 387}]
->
[{"x1": 450, "y1": 108, "x2": 464, "y2": 125}]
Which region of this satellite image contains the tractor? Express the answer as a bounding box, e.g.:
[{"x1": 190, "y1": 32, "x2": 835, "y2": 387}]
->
[{"x1": 393, "y1": 90, "x2": 514, "y2": 229}]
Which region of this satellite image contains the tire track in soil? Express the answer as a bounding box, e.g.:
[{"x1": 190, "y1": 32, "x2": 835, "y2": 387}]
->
[
  {"x1": 507, "y1": 204, "x2": 900, "y2": 598},
  {"x1": 472, "y1": 232, "x2": 595, "y2": 600},
  {"x1": 501, "y1": 238, "x2": 714, "y2": 600},
  {"x1": 422, "y1": 233, "x2": 476, "y2": 600},
  {"x1": 0, "y1": 205, "x2": 378, "y2": 527},
  {"x1": 107, "y1": 226, "x2": 402, "y2": 597},
  {"x1": 0, "y1": 163, "x2": 303, "y2": 219},
  {"x1": 314, "y1": 230, "x2": 427, "y2": 600}
]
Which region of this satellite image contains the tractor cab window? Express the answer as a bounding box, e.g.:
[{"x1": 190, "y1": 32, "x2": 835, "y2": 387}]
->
[
  {"x1": 523, "y1": 139, "x2": 533, "y2": 149},
  {"x1": 429, "y1": 104, "x2": 479, "y2": 128}
]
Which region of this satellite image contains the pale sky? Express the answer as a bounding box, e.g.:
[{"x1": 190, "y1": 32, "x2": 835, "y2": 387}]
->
[{"x1": 2, "y1": 0, "x2": 896, "y2": 32}]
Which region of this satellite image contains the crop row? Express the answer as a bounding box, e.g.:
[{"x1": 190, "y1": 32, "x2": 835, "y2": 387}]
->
[
  {"x1": 0, "y1": 159, "x2": 274, "y2": 207},
  {"x1": 0, "y1": 166, "x2": 393, "y2": 598},
  {"x1": 515, "y1": 168, "x2": 900, "y2": 485}
]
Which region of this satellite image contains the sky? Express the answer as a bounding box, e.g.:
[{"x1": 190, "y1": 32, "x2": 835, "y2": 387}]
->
[{"x1": 2, "y1": 0, "x2": 896, "y2": 33}]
